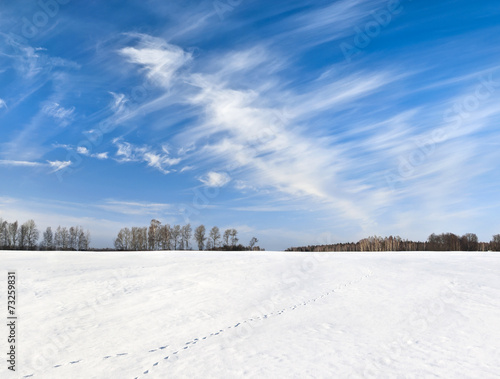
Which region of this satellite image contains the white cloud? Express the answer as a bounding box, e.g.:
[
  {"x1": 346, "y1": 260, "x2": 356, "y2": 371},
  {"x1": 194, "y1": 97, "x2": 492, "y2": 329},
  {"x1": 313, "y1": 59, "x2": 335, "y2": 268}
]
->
[
  {"x1": 10, "y1": 45, "x2": 43, "y2": 79},
  {"x1": 186, "y1": 76, "x2": 348, "y2": 199},
  {"x1": 233, "y1": 180, "x2": 259, "y2": 192},
  {"x1": 56, "y1": 144, "x2": 109, "y2": 160},
  {"x1": 94, "y1": 152, "x2": 109, "y2": 160},
  {"x1": 109, "y1": 92, "x2": 128, "y2": 114},
  {"x1": 178, "y1": 145, "x2": 195, "y2": 156},
  {"x1": 119, "y1": 34, "x2": 191, "y2": 88},
  {"x1": 0, "y1": 159, "x2": 43, "y2": 167},
  {"x1": 143, "y1": 152, "x2": 181, "y2": 174},
  {"x1": 76, "y1": 146, "x2": 90, "y2": 155},
  {"x1": 179, "y1": 165, "x2": 195, "y2": 173},
  {"x1": 199, "y1": 171, "x2": 231, "y2": 187},
  {"x1": 293, "y1": 73, "x2": 394, "y2": 117},
  {"x1": 279, "y1": 0, "x2": 387, "y2": 51},
  {"x1": 115, "y1": 140, "x2": 134, "y2": 161},
  {"x1": 76, "y1": 146, "x2": 109, "y2": 160},
  {"x1": 0, "y1": 98, "x2": 7, "y2": 109},
  {"x1": 42, "y1": 102, "x2": 75, "y2": 125},
  {"x1": 1, "y1": 34, "x2": 80, "y2": 80},
  {"x1": 113, "y1": 139, "x2": 181, "y2": 174},
  {"x1": 47, "y1": 160, "x2": 71, "y2": 172},
  {"x1": 217, "y1": 46, "x2": 273, "y2": 75},
  {"x1": 0, "y1": 159, "x2": 71, "y2": 173},
  {"x1": 119, "y1": 37, "x2": 380, "y2": 222},
  {"x1": 118, "y1": 34, "x2": 500, "y2": 233}
]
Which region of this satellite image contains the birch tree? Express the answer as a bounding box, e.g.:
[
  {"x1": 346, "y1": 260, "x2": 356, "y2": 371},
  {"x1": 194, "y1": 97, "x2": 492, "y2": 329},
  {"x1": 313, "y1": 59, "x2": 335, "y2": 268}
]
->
[
  {"x1": 42, "y1": 227, "x2": 54, "y2": 250},
  {"x1": 230, "y1": 229, "x2": 238, "y2": 246},
  {"x1": 209, "y1": 226, "x2": 221, "y2": 249},
  {"x1": 194, "y1": 225, "x2": 206, "y2": 250},
  {"x1": 223, "y1": 229, "x2": 231, "y2": 246},
  {"x1": 181, "y1": 224, "x2": 192, "y2": 250},
  {"x1": 172, "y1": 225, "x2": 181, "y2": 250},
  {"x1": 25, "y1": 220, "x2": 39, "y2": 250}
]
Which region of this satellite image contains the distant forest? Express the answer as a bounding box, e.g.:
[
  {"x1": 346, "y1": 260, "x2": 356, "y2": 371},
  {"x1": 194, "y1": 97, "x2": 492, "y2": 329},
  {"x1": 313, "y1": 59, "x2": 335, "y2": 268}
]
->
[
  {"x1": 286, "y1": 233, "x2": 500, "y2": 252},
  {"x1": 0, "y1": 218, "x2": 90, "y2": 251},
  {"x1": 114, "y1": 219, "x2": 261, "y2": 251},
  {"x1": 0, "y1": 217, "x2": 261, "y2": 251},
  {"x1": 2, "y1": 217, "x2": 499, "y2": 253}
]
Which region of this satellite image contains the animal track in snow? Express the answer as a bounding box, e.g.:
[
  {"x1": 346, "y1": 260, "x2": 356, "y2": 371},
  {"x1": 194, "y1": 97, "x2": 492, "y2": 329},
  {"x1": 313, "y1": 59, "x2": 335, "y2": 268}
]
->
[
  {"x1": 22, "y1": 270, "x2": 372, "y2": 379},
  {"x1": 134, "y1": 270, "x2": 372, "y2": 378}
]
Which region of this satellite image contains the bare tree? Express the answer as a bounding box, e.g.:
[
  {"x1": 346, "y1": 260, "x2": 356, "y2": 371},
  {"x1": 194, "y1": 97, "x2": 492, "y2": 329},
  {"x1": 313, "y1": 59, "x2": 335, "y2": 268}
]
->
[
  {"x1": 230, "y1": 229, "x2": 238, "y2": 246},
  {"x1": 140, "y1": 227, "x2": 148, "y2": 250},
  {"x1": 148, "y1": 219, "x2": 161, "y2": 250},
  {"x1": 18, "y1": 223, "x2": 28, "y2": 250},
  {"x1": 85, "y1": 230, "x2": 91, "y2": 250},
  {"x1": 41, "y1": 227, "x2": 54, "y2": 250},
  {"x1": 0, "y1": 219, "x2": 8, "y2": 249},
  {"x1": 115, "y1": 228, "x2": 132, "y2": 250},
  {"x1": 194, "y1": 225, "x2": 206, "y2": 250},
  {"x1": 249, "y1": 237, "x2": 258, "y2": 249},
  {"x1": 131, "y1": 227, "x2": 141, "y2": 250},
  {"x1": 9, "y1": 221, "x2": 19, "y2": 249},
  {"x1": 172, "y1": 225, "x2": 181, "y2": 250},
  {"x1": 24, "y1": 220, "x2": 39, "y2": 250},
  {"x1": 130, "y1": 226, "x2": 148, "y2": 251},
  {"x1": 490, "y1": 234, "x2": 500, "y2": 251},
  {"x1": 115, "y1": 228, "x2": 127, "y2": 250},
  {"x1": 223, "y1": 229, "x2": 231, "y2": 246},
  {"x1": 54, "y1": 226, "x2": 62, "y2": 250},
  {"x1": 121, "y1": 228, "x2": 131, "y2": 250},
  {"x1": 460, "y1": 233, "x2": 478, "y2": 251},
  {"x1": 206, "y1": 239, "x2": 213, "y2": 250},
  {"x1": 427, "y1": 233, "x2": 440, "y2": 251},
  {"x1": 159, "y1": 224, "x2": 172, "y2": 250},
  {"x1": 209, "y1": 226, "x2": 221, "y2": 249},
  {"x1": 60, "y1": 227, "x2": 69, "y2": 250},
  {"x1": 181, "y1": 224, "x2": 192, "y2": 250},
  {"x1": 69, "y1": 226, "x2": 78, "y2": 250},
  {"x1": 427, "y1": 233, "x2": 460, "y2": 251}
]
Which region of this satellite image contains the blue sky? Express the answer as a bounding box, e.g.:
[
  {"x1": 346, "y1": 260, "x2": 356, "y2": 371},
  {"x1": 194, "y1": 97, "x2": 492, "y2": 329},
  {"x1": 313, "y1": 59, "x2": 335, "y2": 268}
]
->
[{"x1": 1, "y1": 0, "x2": 499, "y2": 250}]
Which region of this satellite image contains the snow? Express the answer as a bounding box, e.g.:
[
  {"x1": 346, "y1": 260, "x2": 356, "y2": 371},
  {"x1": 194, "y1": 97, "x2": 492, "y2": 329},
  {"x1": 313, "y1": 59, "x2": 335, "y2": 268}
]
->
[{"x1": 1, "y1": 250, "x2": 499, "y2": 378}]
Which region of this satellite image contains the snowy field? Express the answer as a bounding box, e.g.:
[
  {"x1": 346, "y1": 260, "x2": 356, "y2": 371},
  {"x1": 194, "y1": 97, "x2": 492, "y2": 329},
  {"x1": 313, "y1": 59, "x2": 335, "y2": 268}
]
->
[{"x1": 1, "y1": 251, "x2": 499, "y2": 379}]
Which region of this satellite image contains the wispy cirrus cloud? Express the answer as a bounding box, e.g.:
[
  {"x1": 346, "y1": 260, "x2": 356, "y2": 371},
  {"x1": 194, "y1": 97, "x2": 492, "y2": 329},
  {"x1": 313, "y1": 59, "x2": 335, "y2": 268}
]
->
[
  {"x1": 76, "y1": 147, "x2": 109, "y2": 160},
  {"x1": 0, "y1": 33, "x2": 80, "y2": 80},
  {"x1": 42, "y1": 102, "x2": 75, "y2": 125},
  {"x1": 52, "y1": 144, "x2": 110, "y2": 160},
  {"x1": 109, "y1": 92, "x2": 128, "y2": 114},
  {"x1": 199, "y1": 171, "x2": 231, "y2": 187},
  {"x1": 115, "y1": 34, "x2": 395, "y2": 224},
  {"x1": 119, "y1": 33, "x2": 192, "y2": 88},
  {"x1": 113, "y1": 139, "x2": 181, "y2": 174},
  {"x1": 0, "y1": 159, "x2": 71, "y2": 172},
  {"x1": 48, "y1": 160, "x2": 72, "y2": 172},
  {"x1": 116, "y1": 26, "x2": 500, "y2": 238},
  {"x1": 0, "y1": 159, "x2": 44, "y2": 168},
  {"x1": 179, "y1": 165, "x2": 195, "y2": 173},
  {"x1": 96, "y1": 199, "x2": 175, "y2": 216},
  {"x1": 283, "y1": 0, "x2": 387, "y2": 48}
]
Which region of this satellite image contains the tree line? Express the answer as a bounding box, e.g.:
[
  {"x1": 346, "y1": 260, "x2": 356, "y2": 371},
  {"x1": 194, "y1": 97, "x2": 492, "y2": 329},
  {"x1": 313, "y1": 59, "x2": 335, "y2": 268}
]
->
[
  {"x1": 0, "y1": 218, "x2": 91, "y2": 251},
  {"x1": 286, "y1": 233, "x2": 500, "y2": 252},
  {"x1": 114, "y1": 219, "x2": 261, "y2": 251}
]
